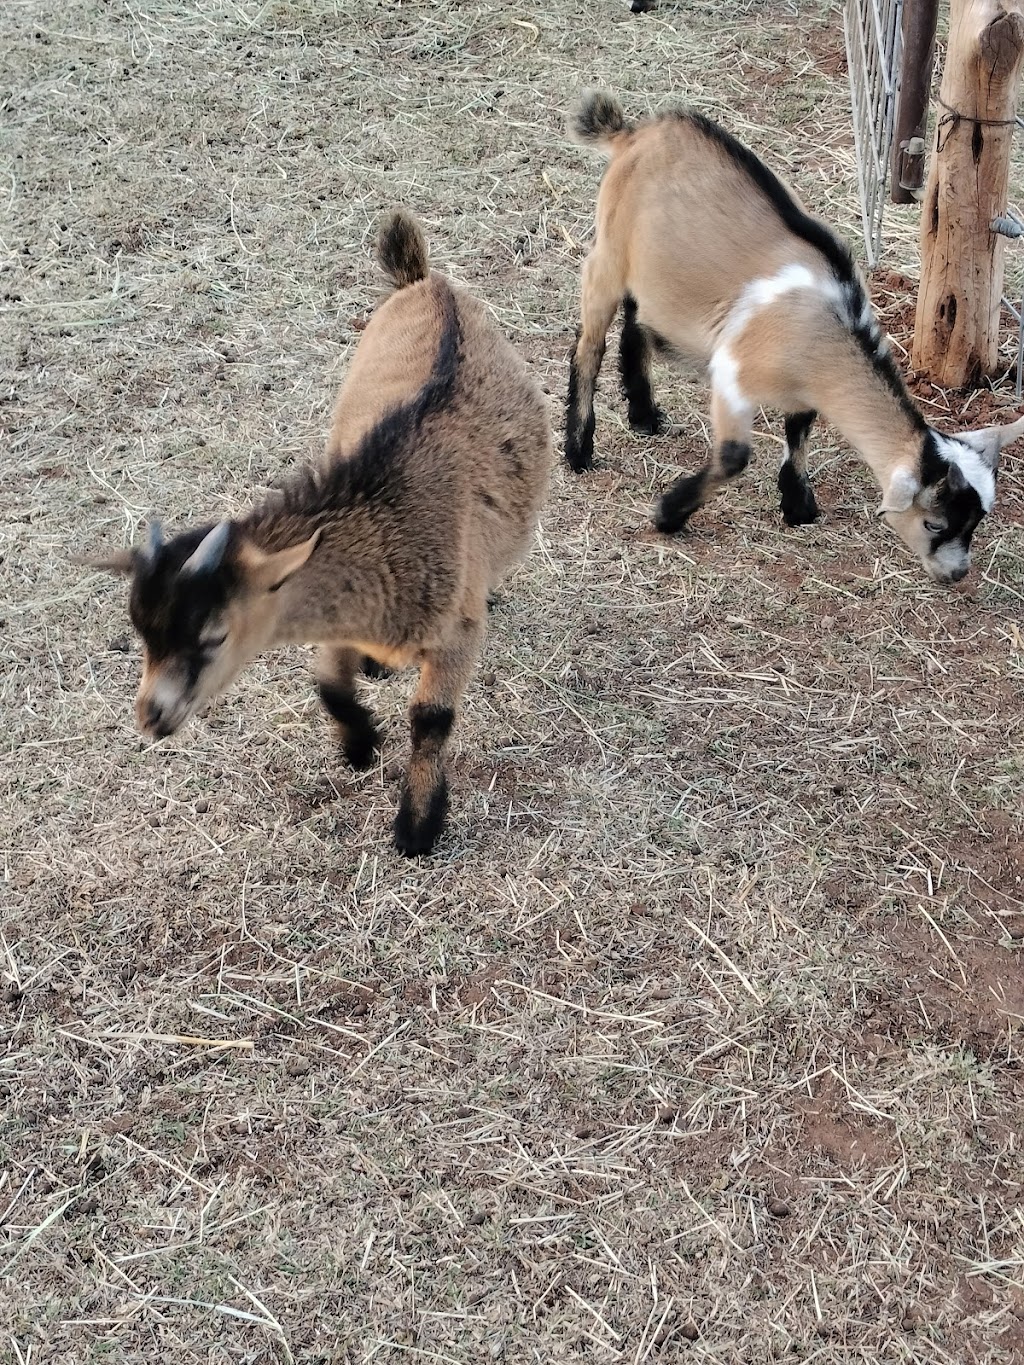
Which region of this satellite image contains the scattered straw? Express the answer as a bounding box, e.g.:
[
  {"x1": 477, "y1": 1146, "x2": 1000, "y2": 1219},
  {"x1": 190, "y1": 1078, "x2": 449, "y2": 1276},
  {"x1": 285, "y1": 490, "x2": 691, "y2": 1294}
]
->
[{"x1": 3, "y1": 0, "x2": 1024, "y2": 1361}]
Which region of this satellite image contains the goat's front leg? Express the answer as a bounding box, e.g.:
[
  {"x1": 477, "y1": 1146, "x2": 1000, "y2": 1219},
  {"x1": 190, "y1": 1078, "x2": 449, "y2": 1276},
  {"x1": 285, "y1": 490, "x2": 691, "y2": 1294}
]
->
[
  {"x1": 317, "y1": 645, "x2": 381, "y2": 771},
  {"x1": 393, "y1": 616, "x2": 484, "y2": 857},
  {"x1": 778, "y1": 410, "x2": 820, "y2": 526},
  {"x1": 653, "y1": 366, "x2": 754, "y2": 534},
  {"x1": 565, "y1": 251, "x2": 623, "y2": 472}
]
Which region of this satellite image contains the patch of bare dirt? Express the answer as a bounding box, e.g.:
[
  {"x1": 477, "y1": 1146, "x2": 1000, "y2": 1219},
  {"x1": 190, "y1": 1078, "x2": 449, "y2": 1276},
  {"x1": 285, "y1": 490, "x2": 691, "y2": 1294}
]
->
[
  {"x1": 793, "y1": 1077, "x2": 897, "y2": 1170},
  {"x1": 863, "y1": 915, "x2": 1024, "y2": 1055}
]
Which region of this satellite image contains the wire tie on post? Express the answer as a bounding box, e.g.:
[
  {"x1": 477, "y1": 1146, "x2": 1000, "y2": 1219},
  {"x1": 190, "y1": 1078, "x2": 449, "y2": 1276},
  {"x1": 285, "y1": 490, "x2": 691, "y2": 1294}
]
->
[{"x1": 934, "y1": 95, "x2": 1018, "y2": 153}]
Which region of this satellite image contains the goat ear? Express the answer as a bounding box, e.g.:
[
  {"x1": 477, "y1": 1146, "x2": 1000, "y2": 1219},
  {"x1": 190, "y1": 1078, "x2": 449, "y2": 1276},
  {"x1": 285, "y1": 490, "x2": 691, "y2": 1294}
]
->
[
  {"x1": 181, "y1": 521, "x2": 232, "y2": 578},
  {"x1": 236, "y1": 529, "x2": 322, "y2": 594},
  {"x1": 74, "y1": 547, "x2": 137, "y2": 575},
  {"x1": 878, "y1": 465, "x2": 920, "y2": 514},
  {"x1": 75, "y1": 517, "x2": 163, "y2": 575},
  {"x1": 957, "y1": 413, "x2": 1024, "y2": 469},
  {"x1": 142, "y1": 519, "x2": 163, "y2": 565}
]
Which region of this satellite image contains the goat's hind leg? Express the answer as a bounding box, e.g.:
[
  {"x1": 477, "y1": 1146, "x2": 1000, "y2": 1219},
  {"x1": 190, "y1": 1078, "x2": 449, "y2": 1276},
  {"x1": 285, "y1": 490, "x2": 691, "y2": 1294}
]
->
[
  {"x1": 317, "y1": 645, "x2": 381, "y2": 771},
  {"x1": 393, "y1": 615, "x2": 484, "y2": 857},
  {"x1": 360, "y1": 655, "x2": 394, "y2": 680},
  {"x1": 619, "y1": 295, "x2": 662, "y2": 436},
  {"x1": 565, "y1": 250, "x2": 623, "y2": 472},
  {"x1": 778, "y1": 410, "x2": 820, "y2": 526},
  {"x1": 654, "y1": 372, "x2": 754, "y2": 534}
]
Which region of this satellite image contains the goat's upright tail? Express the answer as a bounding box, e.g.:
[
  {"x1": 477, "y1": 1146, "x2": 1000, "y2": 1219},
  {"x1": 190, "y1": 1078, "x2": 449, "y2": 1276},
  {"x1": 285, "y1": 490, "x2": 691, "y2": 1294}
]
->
[
  {"x1": 568, "y1": 90, "x2": 632, "y2": 155},
  {"x1": 376, "y1": 208, "x2": 430, "y2": 289}
]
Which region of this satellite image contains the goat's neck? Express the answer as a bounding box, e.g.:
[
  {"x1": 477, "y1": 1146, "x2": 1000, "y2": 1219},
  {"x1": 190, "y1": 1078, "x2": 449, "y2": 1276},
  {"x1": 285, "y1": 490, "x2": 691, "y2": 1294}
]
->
[
  {"x1": 817, "y1": 356, "x2": 924, "y2": 490},
  {"x1": 253, "y1": 514, "x2": 396, "y2": 647}
]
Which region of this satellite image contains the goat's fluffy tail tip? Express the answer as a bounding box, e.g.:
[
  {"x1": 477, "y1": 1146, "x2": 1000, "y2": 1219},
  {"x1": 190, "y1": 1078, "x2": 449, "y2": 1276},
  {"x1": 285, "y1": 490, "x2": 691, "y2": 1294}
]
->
[
  {"x1": 569, "y1": 90, "x2": 629, "y2": 151},
  {"x1": 376, "y1": 208, "x2": 429, "y2": 288}
]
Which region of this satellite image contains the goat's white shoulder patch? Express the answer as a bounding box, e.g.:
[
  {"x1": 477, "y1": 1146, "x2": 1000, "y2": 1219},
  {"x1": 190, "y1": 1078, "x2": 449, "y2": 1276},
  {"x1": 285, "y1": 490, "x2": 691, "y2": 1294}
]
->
[
  {"x1": 727, "y1": 264, "x2": 817, "y2": 338},
  {"x1": 934, "y1": 432, "x2": 997, "y2": 511},
  {"x1": 709, "y1": 344, "x2": 751, "y2": 419},
  {"x1": 713, "y1": 265, "x2": 819, "y2": 417}
]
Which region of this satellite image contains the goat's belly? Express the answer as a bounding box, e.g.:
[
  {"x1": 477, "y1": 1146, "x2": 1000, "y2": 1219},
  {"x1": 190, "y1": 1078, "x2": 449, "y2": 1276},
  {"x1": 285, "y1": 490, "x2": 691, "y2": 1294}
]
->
[
  {"x1": 349, "y1": 640, "x2": 425, "y2": 671},
  {"x1": 635, "y1": 304, "x2": 711, "y2": 366}
]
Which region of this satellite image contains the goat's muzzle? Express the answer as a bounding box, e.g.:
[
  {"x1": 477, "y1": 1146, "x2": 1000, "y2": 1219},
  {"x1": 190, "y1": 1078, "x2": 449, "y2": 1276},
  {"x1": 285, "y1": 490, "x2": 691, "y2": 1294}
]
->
[{"x1": 137, "y1": 694, "x2": 178, "y2": 738}]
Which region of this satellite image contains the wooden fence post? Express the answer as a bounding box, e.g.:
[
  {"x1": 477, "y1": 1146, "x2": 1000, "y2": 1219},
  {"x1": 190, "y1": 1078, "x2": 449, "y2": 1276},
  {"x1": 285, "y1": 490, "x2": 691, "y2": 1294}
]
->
[{"x1": 911, "y1": 0, "x2": 1024, "y2": 386}]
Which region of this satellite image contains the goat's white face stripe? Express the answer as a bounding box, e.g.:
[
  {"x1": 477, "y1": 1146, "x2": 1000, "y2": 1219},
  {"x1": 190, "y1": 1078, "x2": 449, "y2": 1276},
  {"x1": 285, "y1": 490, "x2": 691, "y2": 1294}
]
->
[
  {"x1": 934, "y1": 433, "x2": 996, "y2": 512},
  {"x1": 147, "y1": 671, "x2": 188, "y2": 716},
  {"x1": 711, "y1": 264, "x2": 819, "y2": 415}
]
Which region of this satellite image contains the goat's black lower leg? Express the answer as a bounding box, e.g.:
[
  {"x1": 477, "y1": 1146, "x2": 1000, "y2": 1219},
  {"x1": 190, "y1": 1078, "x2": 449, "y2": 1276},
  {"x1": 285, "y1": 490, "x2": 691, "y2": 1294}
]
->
[
  {"x1": 565, "y1": 253, "x2": 621, "y2": 473},
  {"x1": 619, "y1": 295, "x2": 662, "y2": 435},
  {"x1": 394, "y1": 703, "x2": 453, "y2": 857},
  {"x1": 317, "y1": 646, "x2": 380, "y2": 770},
  {"x1": 654, "y1": 439, "x2": 751, "y2": 535},
  {"x1": 655, "y1": 381, "x2": 754, "y2": 535},
  {"x1": 565, "y1": 334, "x2": 602, "y2": 473},
  {"x1": 393, "y1": 618, "x2": 483, "y2": 857},
  {"x1": 653, "y1": 466, "x2": 711, "y2": 533},
  {"x1": 778, "y1": 410, "x2": 819, "y2": 526}
]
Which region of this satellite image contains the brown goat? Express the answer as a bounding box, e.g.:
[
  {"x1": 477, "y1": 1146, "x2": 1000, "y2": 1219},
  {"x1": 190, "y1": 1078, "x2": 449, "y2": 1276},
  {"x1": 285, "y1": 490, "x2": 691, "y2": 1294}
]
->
[
  {"x1": 565, "y1": 91, "x2": 1024, "y2": 584},
  {"x1": 86, "y1": 210, "x2": 552, "y2": 855}
]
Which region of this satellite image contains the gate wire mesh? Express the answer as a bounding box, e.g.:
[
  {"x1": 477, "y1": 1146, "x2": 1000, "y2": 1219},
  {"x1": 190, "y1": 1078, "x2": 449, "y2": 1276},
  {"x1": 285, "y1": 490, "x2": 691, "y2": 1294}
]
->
[{"x1": 844, "y1": 0, "x2": 904, "y2": 266}]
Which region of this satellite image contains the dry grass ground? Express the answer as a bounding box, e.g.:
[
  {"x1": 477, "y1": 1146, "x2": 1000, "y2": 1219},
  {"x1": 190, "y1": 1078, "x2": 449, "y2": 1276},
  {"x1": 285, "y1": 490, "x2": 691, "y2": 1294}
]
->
[{"x1": 3, "y1": 1, "x2": 1024, "y2": 1361}]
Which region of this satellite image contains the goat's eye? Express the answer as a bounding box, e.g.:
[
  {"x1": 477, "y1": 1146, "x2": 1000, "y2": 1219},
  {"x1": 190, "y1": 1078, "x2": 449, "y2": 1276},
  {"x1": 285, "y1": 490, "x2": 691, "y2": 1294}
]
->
[
  {"x1": 201, "y1": 632, "x2": 227, "y2": 651},
  {"x1": 923, "y1": 520, "x2": 945, "y2": 535}
]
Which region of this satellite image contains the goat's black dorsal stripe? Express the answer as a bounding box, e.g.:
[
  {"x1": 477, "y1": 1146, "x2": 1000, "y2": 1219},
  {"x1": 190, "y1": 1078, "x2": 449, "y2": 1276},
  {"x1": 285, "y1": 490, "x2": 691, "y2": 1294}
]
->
[
  {"x1": 678, "y1": 110, "x2": 924, "y2": 432},
  {"x1": 246, "y1": 281, "x2": 463, "y2": 537},
  {"x1": 683, "y1": 112, "x2": 859, "y2": 286}
]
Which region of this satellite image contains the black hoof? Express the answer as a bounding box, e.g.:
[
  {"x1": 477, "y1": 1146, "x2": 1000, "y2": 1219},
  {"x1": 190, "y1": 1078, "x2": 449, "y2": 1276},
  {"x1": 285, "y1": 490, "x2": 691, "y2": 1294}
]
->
[
  {"x1": 361, "y1": 655, "x2": 393, "y2": 680},
  {"x1": 627, "y1": 402, "x2": 663, "y2": 437},
  {"x1": 652, "y1": 472, "x2": 706, "y2": 534},
  {"x1": 565, "y1": 438, "x2": 594, "y2": 474},
  {"x1": 319, "y1": 682, "x2": 380, "y2": 769},
  {"x1": 778, "y1": 461, "x2": 820, "y2": 527},
  {"x1": 393, "y1": 778, "x2": 449, "y2": 857},
  {"x1": 343, "y1": 721, "x2": 380, "y2": 772}
]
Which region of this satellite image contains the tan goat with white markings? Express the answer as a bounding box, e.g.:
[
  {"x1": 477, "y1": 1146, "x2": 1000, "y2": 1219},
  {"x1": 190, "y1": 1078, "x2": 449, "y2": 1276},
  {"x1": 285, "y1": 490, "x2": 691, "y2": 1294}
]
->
[{"x1": 565, "y1": 91, "x2": 1024, "y2": 583}]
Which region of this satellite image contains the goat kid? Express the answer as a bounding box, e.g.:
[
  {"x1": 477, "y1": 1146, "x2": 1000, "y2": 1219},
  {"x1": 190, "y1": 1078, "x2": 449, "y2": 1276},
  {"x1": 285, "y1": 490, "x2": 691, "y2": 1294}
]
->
[
  {"x1": 565, "y1": 91, "x2": 1024, "y2": 584},
  {"x1": 85, "y1": 209, "x2": 552, "y2": 855}
]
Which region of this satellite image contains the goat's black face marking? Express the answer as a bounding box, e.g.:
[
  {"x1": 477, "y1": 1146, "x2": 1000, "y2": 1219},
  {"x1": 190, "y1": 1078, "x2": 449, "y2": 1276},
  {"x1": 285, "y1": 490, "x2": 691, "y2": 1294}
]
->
[
  {"x1": 917, "y1": 430, "x2": 991, "y2": 577},
  {"x1": 128, "y1": 523, "x2": 234, "y2": 665}
]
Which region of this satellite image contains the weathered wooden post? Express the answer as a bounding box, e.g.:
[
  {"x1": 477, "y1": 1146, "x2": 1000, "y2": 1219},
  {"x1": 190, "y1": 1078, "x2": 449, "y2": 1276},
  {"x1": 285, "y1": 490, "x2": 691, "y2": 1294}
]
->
[{"x1": 911, "y1": 0, "x2": 1024, "y2": 385}]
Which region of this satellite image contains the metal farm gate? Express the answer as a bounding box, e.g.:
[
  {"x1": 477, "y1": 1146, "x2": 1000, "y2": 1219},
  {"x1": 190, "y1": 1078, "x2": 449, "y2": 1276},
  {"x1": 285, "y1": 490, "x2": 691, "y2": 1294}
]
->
[{"x1": 844, "y1": 0, "x2": 904, "y2": 266}]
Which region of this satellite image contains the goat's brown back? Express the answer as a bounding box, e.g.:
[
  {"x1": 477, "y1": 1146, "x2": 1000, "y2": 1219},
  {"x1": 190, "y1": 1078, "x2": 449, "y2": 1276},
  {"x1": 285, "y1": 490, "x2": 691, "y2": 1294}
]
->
[
  {"x1": 326, "y1": 272, "x2": 550, "y2": 590},
  {"x1": 595, "y1": 115, "x2": 830, "y2": 356},
  {"x1": 326, "y1": 277, "x2": 448, "y2": 458},
  {"x1": 264, "y1": 270, "x2": 550, "y2": 659}
]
